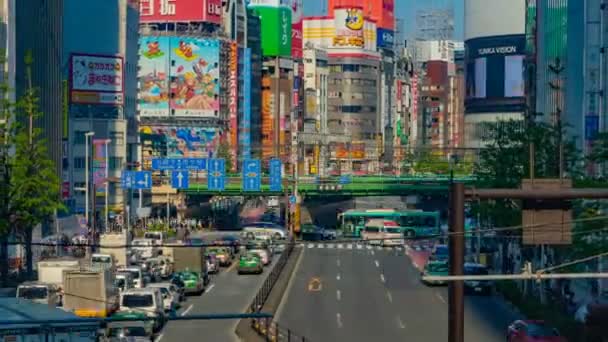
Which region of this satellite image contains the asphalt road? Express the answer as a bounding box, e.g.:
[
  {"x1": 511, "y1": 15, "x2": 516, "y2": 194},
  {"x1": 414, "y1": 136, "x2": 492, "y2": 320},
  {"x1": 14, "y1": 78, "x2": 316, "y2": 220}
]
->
[
  {"x1": 276, "y1": 244, "x2": 522, "y2": 342},
  {"x1": 160, "y1": 236, "x2": 281, "y2": 342}
]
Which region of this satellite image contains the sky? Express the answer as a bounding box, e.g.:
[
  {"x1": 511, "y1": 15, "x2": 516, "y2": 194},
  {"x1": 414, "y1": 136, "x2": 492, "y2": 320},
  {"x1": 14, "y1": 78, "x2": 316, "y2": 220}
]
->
[{"x1": 303, "y1": 0, "x2": 465, "y2": 41}]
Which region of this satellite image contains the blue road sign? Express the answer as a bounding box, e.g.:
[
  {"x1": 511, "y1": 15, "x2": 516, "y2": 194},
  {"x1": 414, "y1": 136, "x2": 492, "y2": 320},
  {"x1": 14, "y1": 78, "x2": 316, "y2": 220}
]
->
[
  {"x1": 242, "y1": 159, "x2": 261, "y2": 192},
  {"x1": 171, "y1": 171, "x2": 189, "y2": 189},
  {"x1": 121, "y1": 171, "x2": 135, "y2": 189},
  {"x1": 152, "y1": 158, "x2": 207, "y2": 171},
  {"x1": 269, "y1": 158, "x2": 282, "y2": 192},
  {"x1": 339, "y1": 175, "x2": 352, "y2": 185},
  {"x1": 132, "y1": 171, "x2": 152, "y2": 190},
  {"x1": 208, "y1": 158, "x2": 225, "y2": 191}
]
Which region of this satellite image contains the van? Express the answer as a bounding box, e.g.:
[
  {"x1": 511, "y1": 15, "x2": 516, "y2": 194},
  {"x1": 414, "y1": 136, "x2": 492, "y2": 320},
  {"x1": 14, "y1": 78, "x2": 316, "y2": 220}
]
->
[
  {"x1": 132, "y1": 238, "x2": 158, "y2": 259},
  {"x1": 91, "y1": 253, "x2": 115, "y2": 272},
  {"x1": 120, "y1": 288, "x2": 166, "y2": 332},
  {"x1": 16, "y1": 281, "x2": 62, "y2": 306},
  {"x1": 117, "y1": 266, "x2": 145, "y2": 289},
  {"x1": 143, "y1": 232, "x2": 165, "y2": 247},
  {"x1": 114, "y1": 272, "x2": 135, "y2": 294}
]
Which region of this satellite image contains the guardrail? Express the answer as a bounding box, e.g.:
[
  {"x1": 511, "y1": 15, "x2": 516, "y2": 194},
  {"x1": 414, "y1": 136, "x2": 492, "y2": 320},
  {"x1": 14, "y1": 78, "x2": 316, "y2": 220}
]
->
[
  {"x1": 253, "y1": 318, "x2": 309, "y2": 342},
  {"x1": 250, "y1": 241, "x2": 295, "y2": 312}
]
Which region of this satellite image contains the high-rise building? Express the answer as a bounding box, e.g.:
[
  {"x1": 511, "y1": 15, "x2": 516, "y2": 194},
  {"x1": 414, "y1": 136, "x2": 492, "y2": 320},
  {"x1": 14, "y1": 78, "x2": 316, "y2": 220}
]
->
[
  {"x1": 416, "y1": 9, "x2": 454, "y2": 41},
  {"x1": 420, "y1": 60, "x2": 449, "y2": 148}
]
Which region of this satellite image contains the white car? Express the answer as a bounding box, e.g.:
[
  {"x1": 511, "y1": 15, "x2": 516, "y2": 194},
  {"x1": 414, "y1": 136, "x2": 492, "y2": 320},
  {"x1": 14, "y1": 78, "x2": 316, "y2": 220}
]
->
[
  {"x1": 120, "y1": 288, "x2": 166, "y2": 332},
  {"x1": 118, "y1": 266, "x2": 145, "y2": 289},
  {"x1": 147, "y1": 283, "x2": 178, "y2": 312},
  {"x1": 250, "y1": 249, "x2": 270, "y2": 265},
  {"x1": 147, "y1": 256, "x2": 173, "y2": 279},
  {"x1": 132, "y1": 238, "x2": 158, "y2": 259}
]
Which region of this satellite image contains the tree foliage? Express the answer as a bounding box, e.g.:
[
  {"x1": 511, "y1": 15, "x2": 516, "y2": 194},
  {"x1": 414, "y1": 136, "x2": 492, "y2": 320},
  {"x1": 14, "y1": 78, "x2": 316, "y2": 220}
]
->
[{"x1": 216, "y1": 139, "x2": 233, "y2": 172}]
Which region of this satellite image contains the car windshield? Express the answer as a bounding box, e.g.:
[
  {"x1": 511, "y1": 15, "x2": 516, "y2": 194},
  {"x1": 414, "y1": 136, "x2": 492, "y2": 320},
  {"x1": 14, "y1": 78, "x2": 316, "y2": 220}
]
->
[
  {"x1": 109, "y1": 327, "x2": 147, "y2": 337},
  {"x1": 18, "y1": 286, "x2": 48, "y2": 299},
  {"x1": 122, "y1": 294, "x2": 153, "y2": 307},
  {"x1": 144, "y1": 233, "x2": 161, "y2": 240},
  {"x1": 158, "y1": 287, "x2": 169, "y2": 296},
  {"x1": 114, "y1": 278, "x2": 126, "y2": 289},
  {"x1": 527, "y1": 323, "x2": 559, "y2": 337},
  {"x1": 385, "y1": 227, "x2": 401, "y2": 234},
  {"x1": 92, "y1": 255, "x2": 112, "y2": 263},
  {"x1": 133, "y1": 240, "x2": 150, "y2": 247}
]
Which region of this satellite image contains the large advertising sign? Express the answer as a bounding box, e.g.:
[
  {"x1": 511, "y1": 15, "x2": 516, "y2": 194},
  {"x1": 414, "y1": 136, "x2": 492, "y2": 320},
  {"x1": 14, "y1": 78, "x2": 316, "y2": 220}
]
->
[
  {"x1": 229, "y1": 41, "x2": 238, "y2": 171},
  {"x1": 411, "y1": 75, "x2": 419, "y2": 144},
  {"x1": 170, "y1": 37, "x2": 220, "y2": 117},
  {"x1": 333, "y1": 8, "x2": 365, "y2": 48},
  {"x1": 138, "y1": 36, "x2": 170, "y2": 117},
  {"x1": 139, "y1": 0, "x2": 222, "y2": 25},
  {"x1": 70, "y1": 54, "x2": 124, "y2": 105},
  {"x1": 241, "y1": 48, "x2": 252, "y2": 160},
  {"x1": 465, "y1": 34, "x2": 526, "y2": 113},
  {"x1": 377, "y1": 28, "x2": 394, "y2": 49},
  {"x1": 251, "y1": 6, "x2": 292, "y2": 57},
  {"x1": 92, "y1": 139, "x2": 107, "y2": 195},
  {"x1": 261, "y1": 76, "x2": 274, "y2": 159},
  {"x1": 139, "y1": 125, "x2": 222, "y2": 158},
  {"x1": 291, "y1": 0, "x2": 303, "y2": 59}
]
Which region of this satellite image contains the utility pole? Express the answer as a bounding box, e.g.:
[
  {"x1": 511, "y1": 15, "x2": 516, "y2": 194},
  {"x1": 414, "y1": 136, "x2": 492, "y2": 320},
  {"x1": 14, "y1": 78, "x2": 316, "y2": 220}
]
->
[{"x1": 448, "y1": 182, "x2": 465, "y2": 342}]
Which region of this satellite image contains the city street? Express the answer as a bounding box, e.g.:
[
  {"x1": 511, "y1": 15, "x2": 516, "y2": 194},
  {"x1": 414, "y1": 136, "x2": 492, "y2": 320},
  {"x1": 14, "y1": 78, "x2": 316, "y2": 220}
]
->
[{"x1": 276, "y1": 244, "x2": 522, "y2": 342}]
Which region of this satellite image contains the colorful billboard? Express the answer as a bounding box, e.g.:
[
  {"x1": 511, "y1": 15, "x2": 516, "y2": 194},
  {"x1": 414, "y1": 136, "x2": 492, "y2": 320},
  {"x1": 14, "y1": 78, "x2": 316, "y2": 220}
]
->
[
  {"x1": 170, "y1": 37, "x2": 220, "y2": 117},
  {"x1": 333, "y1": 8, "x2": 365, "y2": 48},
  {"x1": 251, "y1": 6, "x2": 292, "y2": 57},
  {"x1": 92, "y1": 139, "x2": 108, "y2": 195},
  {"x1": 241, "y1": 48, "x2": 252, "y2": 160},
  {"x1": 291, "y1": 0, "x2": 303, "y2": 59},
  {"x1": 139, "y1": 125, "x2": 222, "y2": 158},
  {"x1": 139, "y1": 0, "x2": 222, "y2": 25},
  {"x1": 70, "y1": 54, "x2": 124, "y2": 105},
  {"x1": 138, "y1": 36, "x2": 170, "y2": 117},
  {"x1": 229, "y1": 42, "x2": 238, "y2": 171},
  {"x1": 261, "y1": 76, "x2": 274, "y2": 159}
]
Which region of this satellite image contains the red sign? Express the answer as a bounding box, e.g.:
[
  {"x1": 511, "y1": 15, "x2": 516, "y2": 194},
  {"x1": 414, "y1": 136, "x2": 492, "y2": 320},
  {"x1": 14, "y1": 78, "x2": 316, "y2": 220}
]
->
[
  {"x1": 139, "y1": 0, "x2": 222, "y2": 24},
  {"x1": 229, "y1": 42, "x2": 238, "y2": 172},
  {"x1": 291, "y1": 0, "x2": 303, "y2": 59},
  {"x1": 62, "y1": 182, "x2": 70, "y2": 199}
]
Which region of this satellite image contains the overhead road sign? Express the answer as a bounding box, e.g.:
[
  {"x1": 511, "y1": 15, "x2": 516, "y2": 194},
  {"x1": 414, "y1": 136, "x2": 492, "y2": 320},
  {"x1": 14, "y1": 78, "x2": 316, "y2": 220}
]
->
[
  {"x1": 208, "y1": 158, "x2": 226, "y2": 191},
  {"x1": 171, "y1": 171, "x2": 189, "y2": 189},
  {"x1": 151, "y1": 158, "x2": 207, "y2": 171},
  {"x1": 242, "y1": 159, "x2": 261, "y2": 192},
  {"x1": 269, "y1": 158, "x2": 282, "y2": 192},
  {"x1": 132, "y1": 171, "x2": 152, "y2": 189}
]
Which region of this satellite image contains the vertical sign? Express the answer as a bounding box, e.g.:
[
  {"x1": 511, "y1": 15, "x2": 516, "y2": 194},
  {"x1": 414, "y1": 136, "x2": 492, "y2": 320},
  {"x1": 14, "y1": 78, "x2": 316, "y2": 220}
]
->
[
  {"x1": 242, "y1": 159, "x2": 261, "y2": 191},
  {"x1": 208, "y1": 158, "x2": 226, "y2": 191},
  {"x1": 229, "y1": 42, "x2": 238, "y2": 171},
  {"x1": 62, "y1": 80, "x2": 68, "y2": 139},
  {"x1": 269, "y1": 158, "x2": 282, "y2": 192},
  {"x1": 242, "y1": 48, "x2": 252, "y2": 160},
  {"x1": 92, "y1": 139, "x2": 107, "y2": 195}
]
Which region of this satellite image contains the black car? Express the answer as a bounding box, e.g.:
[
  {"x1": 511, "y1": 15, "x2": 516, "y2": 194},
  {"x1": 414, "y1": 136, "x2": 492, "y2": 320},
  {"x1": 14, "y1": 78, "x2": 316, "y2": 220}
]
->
[{"x1": 463, "y1": 263, "x2": 491, "y2": 295}]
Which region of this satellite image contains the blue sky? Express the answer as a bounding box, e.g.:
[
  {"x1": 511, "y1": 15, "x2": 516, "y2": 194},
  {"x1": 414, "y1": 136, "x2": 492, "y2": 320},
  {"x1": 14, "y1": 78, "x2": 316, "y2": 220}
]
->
[{"x1": 303, "y1": 0, "x2": 464, "y2": 40}]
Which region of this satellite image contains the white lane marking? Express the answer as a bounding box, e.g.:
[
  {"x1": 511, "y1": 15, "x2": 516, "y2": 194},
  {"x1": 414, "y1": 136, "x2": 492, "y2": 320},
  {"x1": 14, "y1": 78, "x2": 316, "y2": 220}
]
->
[
  {"x1": 357, "y1": 244, "x2": 363, "y2": 250},
  {"x1": 336, "y1": 273, "x2": 341, "y2": 281},
  {"x1": 206, "y1": 283, "x2": 215, "y2": 293},
  {"x1": 377, "y1": 246, "x2": 382, "y2": 251},
  {"x1": 371, "y1": 250, "x2": 375, "y2": 256},
  {"x1": 366, "y1": 245, "x2": 372, "y2": 250},
  {"x1": 386, "y1": 291, "x2": 393, "y2": 303},
  {"x1": 380, "y1": 274, "x2": 385, "y2": 283},
  {"x1": 336, "y1": 313, "x2": 343, "y2": 328},
  {"x1": 337, "y1": 243, "x2": 343, "y2": 249},
  {"x1": 328, "y1": 243, "x2": 335, "y2": 249},
  {"x1": 374, "y1": 260, "x2": 380, "y2": 268},
  {"x1": 397, "y1": 316, "x2": 406, "y2": 329},
  {"x1": 336, "y1": 259, "x2": 341, "y2": 267},
  {"x1": 436, "y1": 292, "x2": 446, "y2": 304},
  {"x1": 318, "y1": 243, "x2": 324, "y2": 249},
  {"x1": 336, "y1": 290, "x2": 341, "y2": 301},
  {"x1": 308, "y1": 243, "x2": 314, "y2": 248},
  {"x1": 154, "y1": 333, "x2": 164, "y2": 342},
  {"x1": 347, "y1": 243, "x2": 352, "y2": 249},
  {"x1": 181, "y1": 304, "x2": 194, "y2": 316}
]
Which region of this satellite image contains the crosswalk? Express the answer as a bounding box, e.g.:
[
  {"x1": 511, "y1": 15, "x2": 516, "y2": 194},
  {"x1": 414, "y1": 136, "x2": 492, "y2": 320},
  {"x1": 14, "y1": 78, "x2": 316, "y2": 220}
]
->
[{"x1": 305, "y1": 242, "x2": 404, "y2": 252}]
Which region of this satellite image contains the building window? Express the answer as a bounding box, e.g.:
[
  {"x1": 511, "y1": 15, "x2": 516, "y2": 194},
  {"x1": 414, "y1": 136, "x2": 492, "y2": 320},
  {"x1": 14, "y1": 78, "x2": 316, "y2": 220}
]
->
[
  {"x1": 110, "y1": 131, "x2": 124, "y2": 145},
  {"x1": 73, "y1": 131, "x2": 88, "y2": 145},
  {"x1": 73, "y1": 157, "x2": 85, "y2": 169},
  {"x1": 342, "y1": 64, "x2": 360, "y2": 72},
  {"x1": 109, "y1": 157, "x2": 123, "y2": 170},
  {"x1": 342, "y1": 105, "x2": 362, "y2": 113}
]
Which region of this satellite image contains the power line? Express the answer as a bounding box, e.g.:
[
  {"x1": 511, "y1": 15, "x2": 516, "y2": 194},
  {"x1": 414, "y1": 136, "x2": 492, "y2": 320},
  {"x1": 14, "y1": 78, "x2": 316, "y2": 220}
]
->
[{"x1": 538, "y1": 250, "x2": 608, "y2": 274}]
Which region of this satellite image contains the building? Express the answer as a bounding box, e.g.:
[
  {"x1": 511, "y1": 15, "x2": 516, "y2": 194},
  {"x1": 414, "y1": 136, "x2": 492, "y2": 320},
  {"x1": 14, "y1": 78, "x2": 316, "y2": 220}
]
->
[
  {"x1": 414, "y1": 39, "x2": 455, "y2": 70},
  {"x1": 393, "y1": 46, "x2": 414, "y2": 173},
  {"x1": 63, "y1": 0, "x2": 139, "y2": 221},
  {"x1": 14, "y1": 0, "x2": 63, "y2": 179},
  {"x1": 463, "y1": 0, "x2": 526, "y2": 148},
  {"x1": 449, "y1": 47, "x2": 466, "y2": 148},
  {"x1": 416, "y1": 9, "x2": 454, "y2": 41},
  {"x1": 327, "y1": 0, "x2": 395, "y2": 30},
  {"x1": 420, "y1": 60, "x2": 449, "y2": 148}
]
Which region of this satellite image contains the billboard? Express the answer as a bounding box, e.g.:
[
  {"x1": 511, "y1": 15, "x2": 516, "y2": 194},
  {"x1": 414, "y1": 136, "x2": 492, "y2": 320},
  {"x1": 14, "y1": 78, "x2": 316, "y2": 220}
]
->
[
  {"x1": 377, "y1": 28, "x2": 394, "y2": 49},
  {"x1": 139, "y1": 0, "x2": 222, "y2": 24},
  {"x1": 229, "y1": 41, "x2": 238, "y2": 171},
  {"x1": 251, "y1": 6, "x2": 292, "y2": 57},
  {"x1": 70, "y1": 54, "x2": 124, "y2": 105},
  {"x1": 138, "y1": 36, "x2": 170, "y2": 117},
  {"x1": 291, "y1": 0, "x2": 303, "y2": 59},
  {"x1": 170, "y1": 37, "x2": 220, "y2": 117},
  {"x1": 465, "y1": 34, "x2": 526, "y2": 113},
  {"x1": 92, "y1": 139, "x2": 107, "y2": 195},
  {"x1": 241, "y1": 48, "x2": 252, "y2": 160},
  {"x1": 139, "y1": 125, "x2": 222, "y2": 158},
  {"x1": 333, "y1": 8, "x2": 365, "y2": 48},
  {"x1": 261, "y1": 76, "x2": 274, "y2": 159}
]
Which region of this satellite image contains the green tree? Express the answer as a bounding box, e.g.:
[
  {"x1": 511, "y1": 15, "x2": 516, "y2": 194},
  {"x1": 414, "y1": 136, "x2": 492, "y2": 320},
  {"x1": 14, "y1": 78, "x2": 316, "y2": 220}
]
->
[
  {"x1": 216, "y1": 139, "x2": 234, "y2": 172},
  {"x1": 0, "y1": 52, "x2": 14, "y2": 284},
  {"x1": 10, "y1": 55, "x2": 63, "y2": 277}
]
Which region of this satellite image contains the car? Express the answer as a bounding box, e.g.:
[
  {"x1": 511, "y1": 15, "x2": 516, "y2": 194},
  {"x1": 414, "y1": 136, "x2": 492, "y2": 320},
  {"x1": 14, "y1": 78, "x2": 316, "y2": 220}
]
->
[
  {"x1": 147, "y1": 283, "x2": 179, "y2": 312},
  {"x1": 188, "y1": 237, "x2": 206, "y2": 246},
  {"x1": 219, "y1": 235, "x2": 240, "y2": 254},
  {"x1": 507, "y1": 320, "x2": 566, "y2": 342},
  {"x1": 238, "y1": 252, "x2": 263, "y2": 274},
  {"x1": 117, "y1": 266, "x2": 145, "y2": 289},
  {"x1": 107, "y1": 311, "x2": 154, "y2": 341},
  {"x1": 206, "y1": 247, "x2": 232, "y2": 267},
  {"x1": 147, "y1": 256, "x2": 173, "y2": 279},
  {"x1": 463, "y1": 263, "x2": 492, "y2": 295},
  {"x1": 170, "y1": 277, "x2": 186, "y2": 301},
  {"x1": 206, "y1": 254, "x2": 219, "y2": 274},
  {"x1": 140, "y1": 259, "x2": 162, "y2": 282},
  {"x1": 300, "y1": 224, "x2": 325, "y2": 241},
  {"x1": 173, "y1": 271, "x2": 204, "y2": 295},
  {"x1": 323, "y1": 229, "x2": 337, "y2": 240},
  {"x1": 132, "y1": 238, "x2": 159, "y2": 259},
  {"x1": 421, "y1": 260, "x2": 449, "y2": 286},
  {"x1": 249, "y1": 249, "x2": 270, "y2": 266},
  {"x1": 429, "y1": 244, "x2": 449, "y2": 262},
  {"x1": 119, "y1": 288, "x2": 166, "y2": 333}
]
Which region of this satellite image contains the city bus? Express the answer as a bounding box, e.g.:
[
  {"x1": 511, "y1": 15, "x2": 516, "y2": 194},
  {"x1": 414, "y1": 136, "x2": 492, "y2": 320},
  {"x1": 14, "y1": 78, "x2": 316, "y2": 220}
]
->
[{"x1": 338, "y1": 209, "x2": 441, "y2": 238}]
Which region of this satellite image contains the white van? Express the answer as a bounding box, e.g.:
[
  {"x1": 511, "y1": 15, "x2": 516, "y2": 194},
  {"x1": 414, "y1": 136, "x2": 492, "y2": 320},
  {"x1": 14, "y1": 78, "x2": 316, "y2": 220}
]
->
[
  {"x1": 120, "y1": 288, "x2": 166, "y2": 332},
  {"x1": 143, "y1": 231, "x2": 165, "y2": 247},
  {"x1": 117, "y1": 266, "x2": 145, "y2": 289},
  {"x1": 132, "y1": 238, "x2": 158, "y2": 259},
  {"x1": 114, "y1": 272, "x2": 135, "y2": 294}
]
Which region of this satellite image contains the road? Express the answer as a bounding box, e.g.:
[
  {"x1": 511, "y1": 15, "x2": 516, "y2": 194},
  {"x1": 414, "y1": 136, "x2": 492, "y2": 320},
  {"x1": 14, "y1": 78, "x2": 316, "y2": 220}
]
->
[
  {"x1": 160, "y1": 232, "x2": 281, "y2": 342},
  {"x1": 276, "y1": 243, "x2": 522, "y2": 342}
]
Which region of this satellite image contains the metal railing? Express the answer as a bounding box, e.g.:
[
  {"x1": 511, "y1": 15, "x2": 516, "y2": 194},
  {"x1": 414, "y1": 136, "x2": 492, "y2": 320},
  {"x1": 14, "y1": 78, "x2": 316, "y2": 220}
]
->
[
  {"x1": 253, "y1": 317, "x2": 309, "y2": 342},
  {"x1": 250, "y1": 241, "x2": 295, "y2": 312}
]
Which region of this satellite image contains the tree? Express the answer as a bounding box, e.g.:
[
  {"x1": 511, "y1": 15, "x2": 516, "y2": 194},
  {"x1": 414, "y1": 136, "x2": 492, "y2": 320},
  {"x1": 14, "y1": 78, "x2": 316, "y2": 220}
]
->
[
  {"x1": 9, "y1": 54, "x2": 63, "y2": 277},
  {"x1": 216, "y1": 139, "x2": 233, "y2": 172},
  {"x1": 0, "y1": 52, "x2": 14, "y2": 284}
]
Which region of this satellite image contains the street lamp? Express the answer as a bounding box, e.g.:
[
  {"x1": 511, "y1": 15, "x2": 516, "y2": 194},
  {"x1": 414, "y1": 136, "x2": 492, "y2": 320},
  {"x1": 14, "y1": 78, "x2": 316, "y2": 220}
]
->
[{"x1": 84, "y1": 131, "x2": 95, "y2": 228}]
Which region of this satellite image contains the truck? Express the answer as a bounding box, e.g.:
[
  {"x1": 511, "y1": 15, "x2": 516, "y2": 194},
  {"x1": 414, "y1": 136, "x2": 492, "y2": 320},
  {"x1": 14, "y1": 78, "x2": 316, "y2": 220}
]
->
[
  {"x1": 99, "y1": 233, "x2": 130, "y2": 267},
  {"x1": 172, "y1": 245, "x2": 209, "y2": 286},
  {"x1": 62, "y1": 269, "x2": 119, "y2": 318},
  {"x1": 37, "y1": 258, "x2": 81, "y2": 288}
]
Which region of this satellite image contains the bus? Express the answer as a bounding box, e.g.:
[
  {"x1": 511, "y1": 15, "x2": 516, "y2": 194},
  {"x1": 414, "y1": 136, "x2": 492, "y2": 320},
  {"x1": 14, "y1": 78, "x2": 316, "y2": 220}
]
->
[{"x1": 338, "y1": 209, "x2": 440, "y2": 238}]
